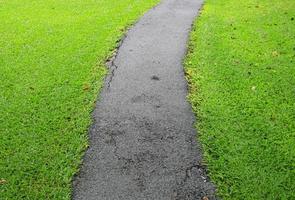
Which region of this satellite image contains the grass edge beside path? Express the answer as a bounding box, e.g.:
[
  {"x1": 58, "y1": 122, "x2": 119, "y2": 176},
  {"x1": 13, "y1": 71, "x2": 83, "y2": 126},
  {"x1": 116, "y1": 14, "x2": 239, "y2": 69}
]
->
[
  {"x1": 0, "y1": 1, "x2": 159, "y2": 199},
  {"x1": 184, "y1": 0, "x2": 295, "y2": 199}
]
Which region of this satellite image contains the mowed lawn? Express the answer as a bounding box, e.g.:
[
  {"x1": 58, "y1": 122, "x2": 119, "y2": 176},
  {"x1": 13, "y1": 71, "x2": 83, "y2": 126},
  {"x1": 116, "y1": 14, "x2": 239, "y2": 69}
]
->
[
  {"x1": 185, "y1": 0, "x2": 295, "y2": 199},
  {"x1": 0, "y1": 0, "x2": 159, "y2": 199}
]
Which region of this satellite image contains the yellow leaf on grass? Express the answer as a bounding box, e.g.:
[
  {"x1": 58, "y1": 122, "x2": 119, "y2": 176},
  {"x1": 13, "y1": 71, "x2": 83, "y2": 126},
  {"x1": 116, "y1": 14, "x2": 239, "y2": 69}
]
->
[{"x1": 0, "y1": 179, "x2": 7, "y2": 185}]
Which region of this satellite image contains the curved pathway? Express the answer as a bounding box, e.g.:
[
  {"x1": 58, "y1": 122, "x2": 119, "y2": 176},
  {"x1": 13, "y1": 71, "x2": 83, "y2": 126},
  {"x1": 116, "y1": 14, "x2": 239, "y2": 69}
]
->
[{"x1": 73, "y1": 0, "x2": 216, "y2": 199}]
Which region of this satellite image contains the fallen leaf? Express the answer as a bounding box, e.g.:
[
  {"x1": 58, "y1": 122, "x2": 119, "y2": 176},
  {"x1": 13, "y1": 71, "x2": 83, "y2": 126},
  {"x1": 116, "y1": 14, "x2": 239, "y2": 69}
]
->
[
  {"x1": 83, "y1": 84, "x2": 90, "y2": 91},
  {"x1": 272, "y1": 51, "x2": 279, "y2": 57},
  {"x1": 0, "y1": 179, "x2": 7, "y2": 184}
]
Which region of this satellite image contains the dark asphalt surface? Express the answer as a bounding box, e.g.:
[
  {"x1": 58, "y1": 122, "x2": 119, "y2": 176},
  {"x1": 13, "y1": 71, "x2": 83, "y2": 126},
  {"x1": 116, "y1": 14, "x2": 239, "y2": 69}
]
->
[{"x1": 72, "y1": 0, "x2": 216, "y2": 199}]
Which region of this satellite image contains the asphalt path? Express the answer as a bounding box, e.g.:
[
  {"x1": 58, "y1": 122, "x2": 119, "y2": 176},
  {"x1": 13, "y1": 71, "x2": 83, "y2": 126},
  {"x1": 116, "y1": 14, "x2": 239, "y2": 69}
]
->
[{"x1": 73, "y1": 0, "x2": 216, "y2": 199}]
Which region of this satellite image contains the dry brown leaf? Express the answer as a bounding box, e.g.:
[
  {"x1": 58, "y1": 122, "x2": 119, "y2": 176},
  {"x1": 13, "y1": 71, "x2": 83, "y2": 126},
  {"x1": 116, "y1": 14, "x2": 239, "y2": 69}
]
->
[
  {"x1": 202, "y1": 196, "x2": 209, "y2": 200},
  {"x1": 83, "y1": 84, "x2": 90, "y2": 91},
  {"x1": 0, "y1": 179, "x2": 7, "y2": 184}
]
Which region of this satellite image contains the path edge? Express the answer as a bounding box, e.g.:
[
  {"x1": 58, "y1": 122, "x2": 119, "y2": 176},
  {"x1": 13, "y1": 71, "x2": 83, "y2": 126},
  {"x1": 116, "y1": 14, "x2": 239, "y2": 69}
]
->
[{"x1": 70, "y1": 1, "x2": 164, "y2": 198}]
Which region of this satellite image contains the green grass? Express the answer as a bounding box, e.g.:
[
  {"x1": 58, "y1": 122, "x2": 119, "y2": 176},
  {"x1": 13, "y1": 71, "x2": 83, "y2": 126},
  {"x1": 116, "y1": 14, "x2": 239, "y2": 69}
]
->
[
  {"x1": 185, "y1": 0, "x2": 295, "y2": 199},
  {"x1": 0, "y1": 0, "x2": 159, "y2": 199}
]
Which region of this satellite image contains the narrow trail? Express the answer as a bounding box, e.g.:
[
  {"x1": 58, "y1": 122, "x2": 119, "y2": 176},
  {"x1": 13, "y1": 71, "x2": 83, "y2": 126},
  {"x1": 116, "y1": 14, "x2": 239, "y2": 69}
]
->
[{"x1": 73, "y1": 0, "x2": 216, "y2": 199}]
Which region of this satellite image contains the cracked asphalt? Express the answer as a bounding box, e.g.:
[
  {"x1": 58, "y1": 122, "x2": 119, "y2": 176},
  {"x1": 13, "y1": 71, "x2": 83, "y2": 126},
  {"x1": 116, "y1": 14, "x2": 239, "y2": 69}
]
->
[{"x1": 72, "y1": 0, "x2": 216, "y2": 199}]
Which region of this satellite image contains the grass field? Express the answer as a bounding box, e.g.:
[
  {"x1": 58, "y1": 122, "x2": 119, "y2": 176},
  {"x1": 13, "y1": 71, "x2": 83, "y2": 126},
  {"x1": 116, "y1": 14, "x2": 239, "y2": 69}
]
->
[
  {"x1": 185, "y1": 0, "x2": 295, "y2": 199},
  {"x1": 0, "y1": 0, "x2": 159, "y2": 199}
]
